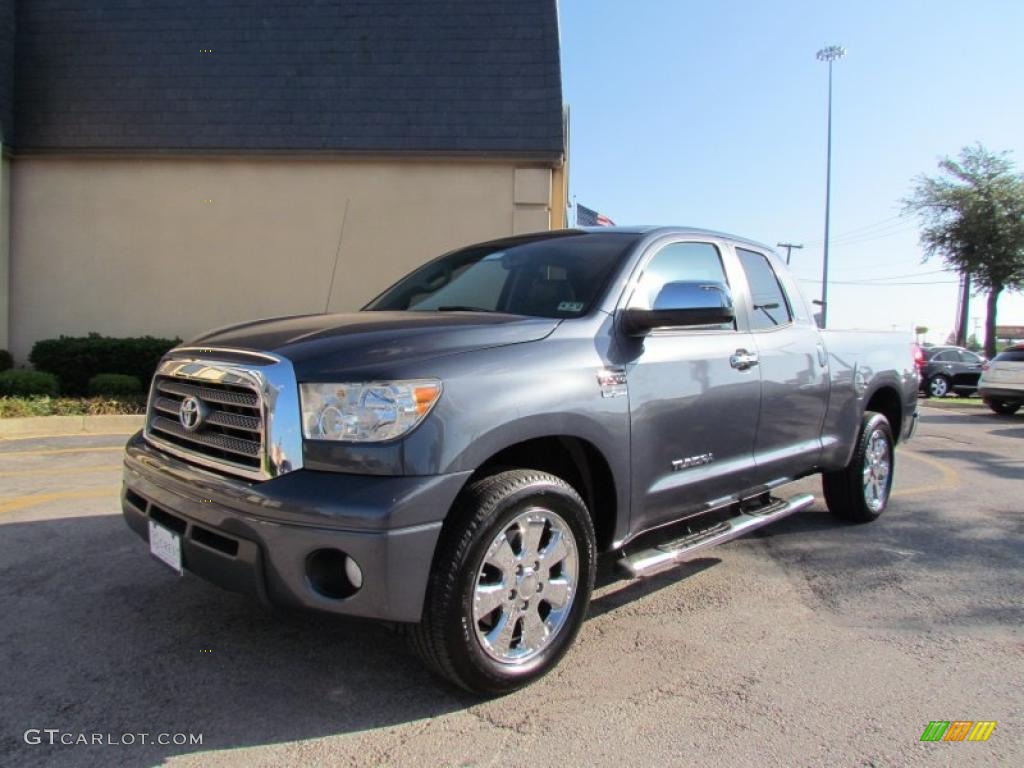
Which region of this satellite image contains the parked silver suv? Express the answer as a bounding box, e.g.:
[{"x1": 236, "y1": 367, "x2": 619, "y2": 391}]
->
[{"x1": 978, "y1": 345, "x2": 1024, "y2": 415}]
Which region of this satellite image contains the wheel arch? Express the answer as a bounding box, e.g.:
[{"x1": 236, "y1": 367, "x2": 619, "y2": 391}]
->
[{"x1": 864, "y1": 384, "x2": 904, "y2": 444}]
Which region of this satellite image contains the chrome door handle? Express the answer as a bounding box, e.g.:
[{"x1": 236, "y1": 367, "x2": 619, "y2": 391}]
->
[{"x1": 730, "y1": 350, "x2": 759, "y2": 370}]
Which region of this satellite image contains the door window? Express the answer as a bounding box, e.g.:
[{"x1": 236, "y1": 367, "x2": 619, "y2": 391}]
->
[
  {"x1": 736, "y1": 248, "x2": 793, "y2": 330},
  {"x1": 629, "y1": 242, "x2": 734, "y2": 330}
]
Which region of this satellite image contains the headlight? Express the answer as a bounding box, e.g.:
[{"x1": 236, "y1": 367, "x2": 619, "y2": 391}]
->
[{"x1": 299, "y1": 380, "x2": 442, "y2": 442}]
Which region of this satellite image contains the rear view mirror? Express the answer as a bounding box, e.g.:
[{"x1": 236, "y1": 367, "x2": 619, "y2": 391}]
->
[{"x1": 622, "y1": 281, "x2": 734, "y2": 335}]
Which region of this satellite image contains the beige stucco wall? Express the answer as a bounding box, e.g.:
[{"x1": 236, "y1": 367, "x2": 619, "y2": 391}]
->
[
  {"x1": 0, "y1": 149, "x2": 10, "y2": 351},
  {"x1": 8, "y1": 156, "x2": 558, "y2": 361}
]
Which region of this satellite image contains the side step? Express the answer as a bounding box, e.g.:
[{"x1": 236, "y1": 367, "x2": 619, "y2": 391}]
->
[{"x1": 618, "y1": 493, "x2": 815, "y2": 579}]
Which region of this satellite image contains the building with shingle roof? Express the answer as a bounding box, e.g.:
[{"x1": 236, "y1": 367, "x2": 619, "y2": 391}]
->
[{"x1": 0, "y1": 0, "x2": 567, "y2": 359}]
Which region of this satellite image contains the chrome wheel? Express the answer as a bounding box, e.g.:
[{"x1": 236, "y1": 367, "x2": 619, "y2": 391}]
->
[
  {"x1": 928, "y1": 376, "x2": 949, "y2": 397},
  {"x1": 472, "y1": 507, "x2": 579, "y2": 665},
  {"x1": 862, "y1": 429, "x2": 891, "y2": 512}
]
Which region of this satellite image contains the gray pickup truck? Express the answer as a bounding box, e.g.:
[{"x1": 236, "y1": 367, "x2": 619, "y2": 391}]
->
[{"x1": 121, "y1": 227, "x2": 918, "y2": 693}]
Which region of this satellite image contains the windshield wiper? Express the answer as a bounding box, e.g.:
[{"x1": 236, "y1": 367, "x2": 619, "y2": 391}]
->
[{"x1": 435, "y1": 305, "x2": 497, "y2": 312}]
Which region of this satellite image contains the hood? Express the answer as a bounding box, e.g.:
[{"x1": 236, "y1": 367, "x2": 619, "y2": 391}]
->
[{"x1": 188, "y1": 311, "x2": 560, "y2": 378}]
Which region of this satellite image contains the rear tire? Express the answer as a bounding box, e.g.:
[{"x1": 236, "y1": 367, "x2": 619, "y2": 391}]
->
[
  {"x1": 823, "y1": 412, "x2": 894, "y2": 523},
  {"x1": 927, "y1": 375, "x2": 950, "y2": 398},
  {"x1": 409, "y1": 469, "x2": 596, "y2": 695},
  {"x1": 985, "y1": 399, "x2": 1021, "y2": 415}
]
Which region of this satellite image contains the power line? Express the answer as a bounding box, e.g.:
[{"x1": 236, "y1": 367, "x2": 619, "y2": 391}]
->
[
  {"x1": 847, "y1": 268, "x2": 951, "y2": 282},
  {"x1": 803, "y1": 212, "x2": 910, "y2": 246},
  {"x1": 826, "y1": 223, "x2": 918, "y2": 247}
]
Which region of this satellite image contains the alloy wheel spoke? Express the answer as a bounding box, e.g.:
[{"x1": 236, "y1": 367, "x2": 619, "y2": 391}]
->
[
  {"x1": 485, "y1": 535, "x2": 517, "y2": 576},
  {"x1": 540, "y1": 530, "x2": 569, "y2": 569},
  {"x1": 520, "y1": 606, "x2": 548, "y2": 651},
  {"x1": 544, "y1": 577, "x2": 572, "y2": 608},
  {"x1": 474, "y1": 583, "x2": 509, "y2": 621},
  {"x1": 486, "y1": 611, "x2": 519, "y2": 657},
  {"x1": 521, "y1": 518, "x2": 546, "y2": 561}
]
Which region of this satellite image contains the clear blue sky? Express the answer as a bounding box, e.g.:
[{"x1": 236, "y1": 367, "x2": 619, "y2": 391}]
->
[{"x1": 560, "y1": 0, "x2": 1024, "y2": 342}]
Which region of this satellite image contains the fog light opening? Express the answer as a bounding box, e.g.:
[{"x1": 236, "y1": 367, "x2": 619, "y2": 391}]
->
[{"x1": 306, "y1": 548, "x2": 362, "y2": 599}]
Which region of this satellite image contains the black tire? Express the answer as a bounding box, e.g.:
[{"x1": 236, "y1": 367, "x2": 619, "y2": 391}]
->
[
  {"x1": 927, "y1": 375, "x2": 950, "y2": 398},
  {"x1": 823, "y1": 412, "x2": 894, "y2": 523},
  {"x1": 409, "y1": 469, "x2": 596, "y2": 695},
  {"x1": 986, "y1": 399, "x2": 1021, "y2": 416}
]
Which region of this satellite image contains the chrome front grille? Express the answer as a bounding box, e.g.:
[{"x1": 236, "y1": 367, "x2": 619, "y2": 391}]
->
[
  {"x1": 143, "y1": 350, "x2": 305, "y2": 481},
  {"x1": 148, "y1": 376, "x2": 264, "y2": 471}
]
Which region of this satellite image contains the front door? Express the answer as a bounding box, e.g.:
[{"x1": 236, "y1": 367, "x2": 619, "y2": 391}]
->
[{"x1": 622, "y1": 239, "x2": 762, "y2": 535}]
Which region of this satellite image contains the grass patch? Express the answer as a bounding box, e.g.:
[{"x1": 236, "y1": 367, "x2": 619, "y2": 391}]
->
[
  {"x1": 0, "y1": 396, "x2": 147, "y2": 418},
  {"x1": 919, "y1": 396, "x2": 987, "y2": 409}
]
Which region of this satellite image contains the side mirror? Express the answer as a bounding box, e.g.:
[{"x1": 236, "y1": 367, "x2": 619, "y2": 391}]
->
[{"x1": 622, "y1": 281, "x2": 734, "y2": 336}]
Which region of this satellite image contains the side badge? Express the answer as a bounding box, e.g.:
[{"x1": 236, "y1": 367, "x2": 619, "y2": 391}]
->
[
  {"x1": 671, "y1": 453, "x2": 714, "y2": 471},
  {"x1": 597, "y1": 368, "x2": 628, "y2": 398}
]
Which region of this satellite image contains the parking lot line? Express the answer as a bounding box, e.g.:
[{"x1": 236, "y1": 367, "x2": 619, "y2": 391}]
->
[
  {"x1": 0, "y1": 465, "x2": 121, "y2": 479},
  {"x1": 892, "y1": 448, "x2": 960, "y2": 498},
  {"x1": 0, "y1": 446, "x2": 124, "y2": 459},
  {"x1": 0, "y1": 486, "x2": 120, "y2": 516},
  {"x1": 0, "y1": 432, "x2": 136, "y2": 443}
]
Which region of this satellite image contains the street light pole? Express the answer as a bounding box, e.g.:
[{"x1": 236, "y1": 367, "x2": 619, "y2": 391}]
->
[{"x1": 816, "y1": 44, "x2": 846, "y2": 328}]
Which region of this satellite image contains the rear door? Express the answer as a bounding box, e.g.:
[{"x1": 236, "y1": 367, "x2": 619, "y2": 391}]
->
[
  {"x1": 622, "y1": 238, "x2": 762, "y2": 534},
  {"x1": 733, "y1": 246, "x2": 829, "y2": 485},
  {"x1": 955, "y1": 350, "x2": 984, "y2": 388}
]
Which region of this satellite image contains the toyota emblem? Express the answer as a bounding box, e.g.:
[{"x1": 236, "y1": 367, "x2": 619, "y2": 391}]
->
[{"x1": 178, "y1": 396, "x2": 206, "y2": 431}]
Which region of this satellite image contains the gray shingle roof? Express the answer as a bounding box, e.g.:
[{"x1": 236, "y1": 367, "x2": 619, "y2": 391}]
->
[
  {"x1": 0, "y1": 0, "x2": 14, "y2": 144},
  {"x1": 11, "y1": 0, "x2": 564, "y2": 156}
]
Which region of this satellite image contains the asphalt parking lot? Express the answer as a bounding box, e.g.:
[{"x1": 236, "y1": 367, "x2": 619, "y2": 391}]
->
[{"x1": 1, "y1": 406, "x2": 1021, "y2": 767}]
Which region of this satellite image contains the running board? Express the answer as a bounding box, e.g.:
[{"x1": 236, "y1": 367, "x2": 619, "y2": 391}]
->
[{"x1": 618, "y1": 493, "x2": 816, "y2": 579}]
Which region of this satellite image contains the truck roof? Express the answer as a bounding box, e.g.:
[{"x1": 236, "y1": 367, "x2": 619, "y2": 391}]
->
[{"x1": 571, "y1": 226, "x2": 777, "y2": 255}]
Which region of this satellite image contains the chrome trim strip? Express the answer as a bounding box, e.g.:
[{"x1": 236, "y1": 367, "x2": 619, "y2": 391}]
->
[
  {"x1": 172, "y1": 346, "x2": 281, "y2": 364},
  {"x1": 143, "y1": 348, "x2": 304, "y2": 481}
]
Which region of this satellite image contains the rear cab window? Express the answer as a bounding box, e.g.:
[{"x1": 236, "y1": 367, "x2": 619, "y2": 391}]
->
[{"x1": 735, "y1": 248, "x2": 793, "y2": 330}]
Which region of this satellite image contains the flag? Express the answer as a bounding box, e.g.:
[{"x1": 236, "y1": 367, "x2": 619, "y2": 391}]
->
[{"x1": 577, "y1": 204, "x2": 615, "y2": 227}]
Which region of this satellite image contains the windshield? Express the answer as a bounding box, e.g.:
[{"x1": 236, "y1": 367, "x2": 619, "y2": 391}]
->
[{"x1": 364, "y1": 232, "x2": 639, "y2": 318}]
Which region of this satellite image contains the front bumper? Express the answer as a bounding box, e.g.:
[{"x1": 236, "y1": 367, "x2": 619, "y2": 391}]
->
[{"x1": 121, "y1": 432, "x2": 471, "y2": 622}]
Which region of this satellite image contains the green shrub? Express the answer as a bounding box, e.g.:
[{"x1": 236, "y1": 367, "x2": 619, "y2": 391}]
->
[
  {"x1": 0, "y1": 396, "x2": 148, "y2": 418},
  {"x1": 29, "y1": 333, "x2": 179, "y2": 396},
  {"x1": 0, "y1": 349, "x2": 12, "y2": 372},
  {"x1": 0, "y1": 370, "x2": 60, "y2": 397},
  {"x1": 88, "y1": 373, "x2": 143, "y2": 397}
]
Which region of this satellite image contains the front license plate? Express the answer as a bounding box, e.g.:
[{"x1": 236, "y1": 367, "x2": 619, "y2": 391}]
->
[{"x1": 149, "y1": 520, "x2": 183, "y2": 575}]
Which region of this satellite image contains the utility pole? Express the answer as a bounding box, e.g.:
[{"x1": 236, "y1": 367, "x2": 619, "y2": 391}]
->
[
  {"x1": 816, "y1": 44, "x2": 846, "y2": 328},
  {"x1": 777, "y1": 242, "x2": 804, "y2": 265},
  {"x1": 955, "y1": 271, "x2": 970, "y2": 347}
]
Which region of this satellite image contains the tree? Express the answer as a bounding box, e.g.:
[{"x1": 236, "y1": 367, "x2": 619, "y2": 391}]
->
[
  {"x1": 903, "y1": 144, "x2": 1024, "y2": 358},
  {"x1": 914, "y1": 325, "x2": 928, "y2": 343}
]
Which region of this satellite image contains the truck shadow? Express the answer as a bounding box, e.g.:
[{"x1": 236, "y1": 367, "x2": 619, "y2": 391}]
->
[
  {"x1": 0, "y1": 514, "x2": 473, "y2": 768},
  {"x1": 0, "y1": 515, "x2": 721, "y2": 768}
]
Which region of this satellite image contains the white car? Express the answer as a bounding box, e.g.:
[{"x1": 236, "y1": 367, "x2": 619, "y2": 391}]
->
[{"x1": 978, "y1": 344, "x2": 1024, "y2": 415}]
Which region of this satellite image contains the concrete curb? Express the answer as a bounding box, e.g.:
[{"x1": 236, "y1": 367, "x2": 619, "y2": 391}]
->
[{"x1": 0, "y1": 414, "x2": 144, "y2": 438}]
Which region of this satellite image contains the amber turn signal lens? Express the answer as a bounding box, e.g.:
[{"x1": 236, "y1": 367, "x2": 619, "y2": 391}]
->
[{"x1": 413, "y1": 385, "x2": 441, "y2": 416}]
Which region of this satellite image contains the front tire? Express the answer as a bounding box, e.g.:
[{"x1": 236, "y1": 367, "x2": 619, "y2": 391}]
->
[
  {"x1": 823, "y1": 412, "x2": 894, "y2": 523},
  {"x1": 986, "y1": 398, "x2": 1021, "y2": 415},
  {"x1": 409, "y1": 470, "x2": 596, "y2": 695}
]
